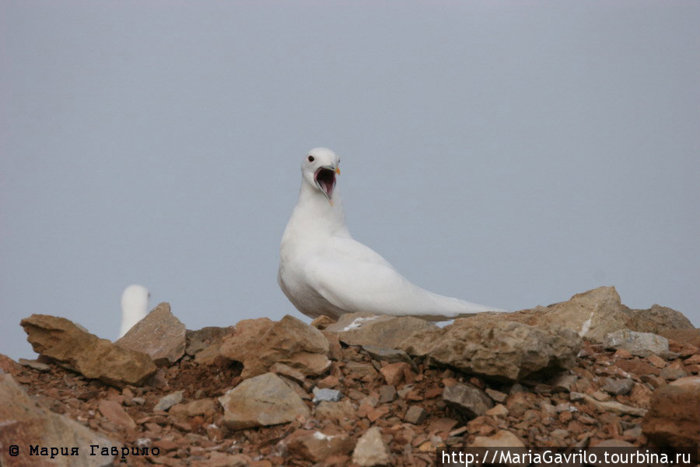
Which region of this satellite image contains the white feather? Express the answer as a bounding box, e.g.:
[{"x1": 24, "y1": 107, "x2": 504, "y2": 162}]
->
[{"x1": 278, "y1": 148, "x2": 503, "y2": 321}]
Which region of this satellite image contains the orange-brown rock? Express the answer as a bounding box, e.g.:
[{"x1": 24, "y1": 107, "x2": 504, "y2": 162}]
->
[
  {"x1": 116, "y1": 302, "x2": 186, "y2": 366},
  {"x1": 285, "y1": 429, "x2": 354, "y2": 462},
  {"x1": 220, "y1": 315, "x2": 330, "y2": 379},
  {"x1": 642, "y1": 376, "x2": 700, "y2": 455},
  {"x1": 20, "y1": 314, "x2": 156, "y2": 386}
]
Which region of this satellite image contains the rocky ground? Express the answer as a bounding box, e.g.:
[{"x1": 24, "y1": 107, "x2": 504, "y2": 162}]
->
[{"x1": 1, "y1": 286, "x2": 699, "y2": 467}]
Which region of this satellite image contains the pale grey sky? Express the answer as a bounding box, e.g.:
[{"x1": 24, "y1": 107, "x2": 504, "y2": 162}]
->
[{"x1": 2, "y1": 1, "x2": 699, "y2": 359}]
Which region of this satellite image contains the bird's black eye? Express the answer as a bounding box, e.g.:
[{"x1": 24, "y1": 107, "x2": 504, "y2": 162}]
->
[{"x1": 308, "y1": 155, "x2": 315, "y2": 162}]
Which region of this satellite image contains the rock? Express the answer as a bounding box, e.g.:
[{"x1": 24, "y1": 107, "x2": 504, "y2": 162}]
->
[
  {"x1": 659, "y1": 329, "x2": 700, "y2": 349},
  {"x1": 615, "y1": 359, "x2": 660, "y2": 377},
  {"x1": 202, "y1": 453, "x2": 252, "y2": 467},
  {"x1": 627, "y1": 305, "x2": 695, "y2": 335},
  {"x1": 20, "y1": 314, "x2": 156, "y2": 386},
  {"x1": 601, "y1": 377, "x2": 635, "y2": 395},
  {"x1": 0, "y1": 354, "x2": 21, "y2": 374},
  {"x1": 642, "y1": 376, "x2": 700, "y2": 453},
  {"x1": 185, "y1": 326, "x2": 234, "y2": 357},
  {"x1": 551, "y1": 373, "x2": 577, "y2": 392},
  {"x1": 154, "y1": 390, "x2": 184, "y2": 411},
  {"x1": 169, "y1": 398, "x2": 218, "y2": 418},
  {"x1": 581, "y1": 394, "x2": 647, "y2": 416},
  {"x1": 98, "y1": 399, "x2": 137, "y2": 430},
  {"x1": 18, "y1": 358, "x2": 51, "y2": 372},
  {"x1": 285, "y1": 429, "x2": 354, "y2": 462},
  {"x1": 312, "y1": 387, "x2": 342, "y2": 404},
  {"x1": 485, "y1": 388, "x2": 508, "y2": 403},
  {"x1": 362, "y1": 346, "x2": 415, "y2": 366},
  {"x1": 506, "y1": 392, "x2": 535, "y2": 417},
  {"x1": 470, "y1": 429, "x2": 525, "y2": 448},
  {"x1": 271, "y1": 362, "x2": 307, "y2": 383},
  {"x1": 0, "y1": 373, "x2": 119, "y2": 466},
  {"x1": 603, "y1": 329, "x2": 669, "y2": 357},
  {"x1": 220, "y1": 315, "x2": 330, "y2": 379},
  {"x1": 378, "y1": 385, "x2": 396, "y2": 404},
  {"x1": 325, "y1": 312, "x2": 437, "y2": 348},
  {"x1": 443, "y1": 382, "x2": 493, "y2": 419},
  {"x1": 347, "y1": 361, "x2": 379, "y2": 380},
  {"x1": 379, "y1": 362, "x2": 413, "y2": 386},
  {"x1": 592, "y1": 439, "x2": 635, "y2": 448},
  {"x1": 659, "y1": 365, "x2": 687, "y2": 381},
  {"x1": 352, "y1": 426, "x2": 391, "y2": 466},
  {"x1": 485, "y1": 404, "x2": 509, "y2": 417},
  {"x1": 315, "y1": 399, "x2": 355, "y2": 423},
  {"x1": 505, "y1": 286, "x2": 631, "y2": 342},
  {"x1": 404, "y1": 405, "x2": 427, "y2": 424},
  {"x1": 116, "y1": 302, "x2": 186, "y2": 366},
  {"x1": 218, "y1": 372, "x2": 310, "y2": 430},
  {"x1": 400, "y1": 318, "x2": 581, "y2": 381}
]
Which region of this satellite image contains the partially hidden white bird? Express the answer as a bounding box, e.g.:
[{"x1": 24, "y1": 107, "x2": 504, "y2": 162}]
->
[
  {"x1": 119, "y1": 284, "x2": 150, "y2": 338},
  {"x1": 278, "y1": 147, "x2": 504, "y2": 322}
]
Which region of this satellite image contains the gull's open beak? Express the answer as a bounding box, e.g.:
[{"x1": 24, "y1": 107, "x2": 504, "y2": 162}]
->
[{"x1": 314, "y1": 165, "x2": 339, "y2": 203}]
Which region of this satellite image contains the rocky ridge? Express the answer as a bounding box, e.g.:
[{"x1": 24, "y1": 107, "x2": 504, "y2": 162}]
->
[{"x1": 0, "y1": 286, "x2": 698, "y2": 466}]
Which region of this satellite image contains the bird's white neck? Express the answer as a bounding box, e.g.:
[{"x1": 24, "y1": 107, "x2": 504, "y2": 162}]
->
[{"x1": 283, "y1": 181, "x2": 349, "y2": 245}]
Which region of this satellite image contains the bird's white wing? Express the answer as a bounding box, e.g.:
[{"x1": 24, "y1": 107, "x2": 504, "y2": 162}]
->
[{"x1": 304, "y1": 237, "x2": 495, "y2": 319}]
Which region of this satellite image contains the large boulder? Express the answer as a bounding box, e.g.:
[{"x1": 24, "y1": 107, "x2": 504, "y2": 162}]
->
[
  {"x1": 503, "y1": 286, "x2": 630, "y2": 342},
  {"x1": 627, "y1": 305, "x2": 695, "y2": 335},
  {"x1": 218, "y1": 372, "x2": 310, "y2": 430},
  {"x1": 20, "y1": 314, "x2": 156, "y2": 386},
  {"x1": 498, "y1": 287, "x2": 694, "y2": 343},
  {"x1": 116, "y1": 302, "x2": 186, "y2": 366},
  {"x1": 399, "y1": 318, "x2": 581, "y2": 381},
  {"x1": 219, "y1": 315, "x2": 330, "y2": 379},
  {"x1": 642, "y1": 376, "x2": 700, "y2": 456},
  {"x1": 0, "y1": 373, "x2": 120, "y2": 466}
]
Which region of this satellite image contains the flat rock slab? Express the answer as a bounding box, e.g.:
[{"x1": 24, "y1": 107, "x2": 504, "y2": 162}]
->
[
  {"x1": 218, "y1": 372, "x2": 310, "y2": 430},
  {"x1": 116, "y1": 302, "x2": 186, "y2": 366},
  {"x1": 220, "y1": 315, "x2": 330, "y2": 379},
  {"x1": 0, "y1": 373, "x2": 119, "y2": 467},
  {"x1": 603, "y1": 329, "x2": 670, "y2": 357},
  {"x1": 325, "y1": 312, "x2": 437, "y2": 349},
  {"x1": 400, "y1": 318, "x2": 581, "y2": 381},
  {"x1": 21, "y1": 314, "x2": 156, "y2": 387}
]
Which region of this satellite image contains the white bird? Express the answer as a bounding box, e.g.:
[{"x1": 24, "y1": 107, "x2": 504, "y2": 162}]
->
[
  {"x1": 278, "y1": 147, "x2": 504, "y2": 322},
  {"x1": 119, "y1": 284, "x2": 150, "y2": 337}
]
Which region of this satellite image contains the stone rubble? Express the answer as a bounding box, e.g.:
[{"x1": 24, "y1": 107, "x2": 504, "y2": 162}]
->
[{"x1": 0, "y1": 287, "x2": 697, "y2": 466}]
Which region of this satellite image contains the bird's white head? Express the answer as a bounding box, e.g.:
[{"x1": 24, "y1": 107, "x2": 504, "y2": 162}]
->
[{"x1": 302, "y1": 147, "x2": 341, "y2": 203}]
